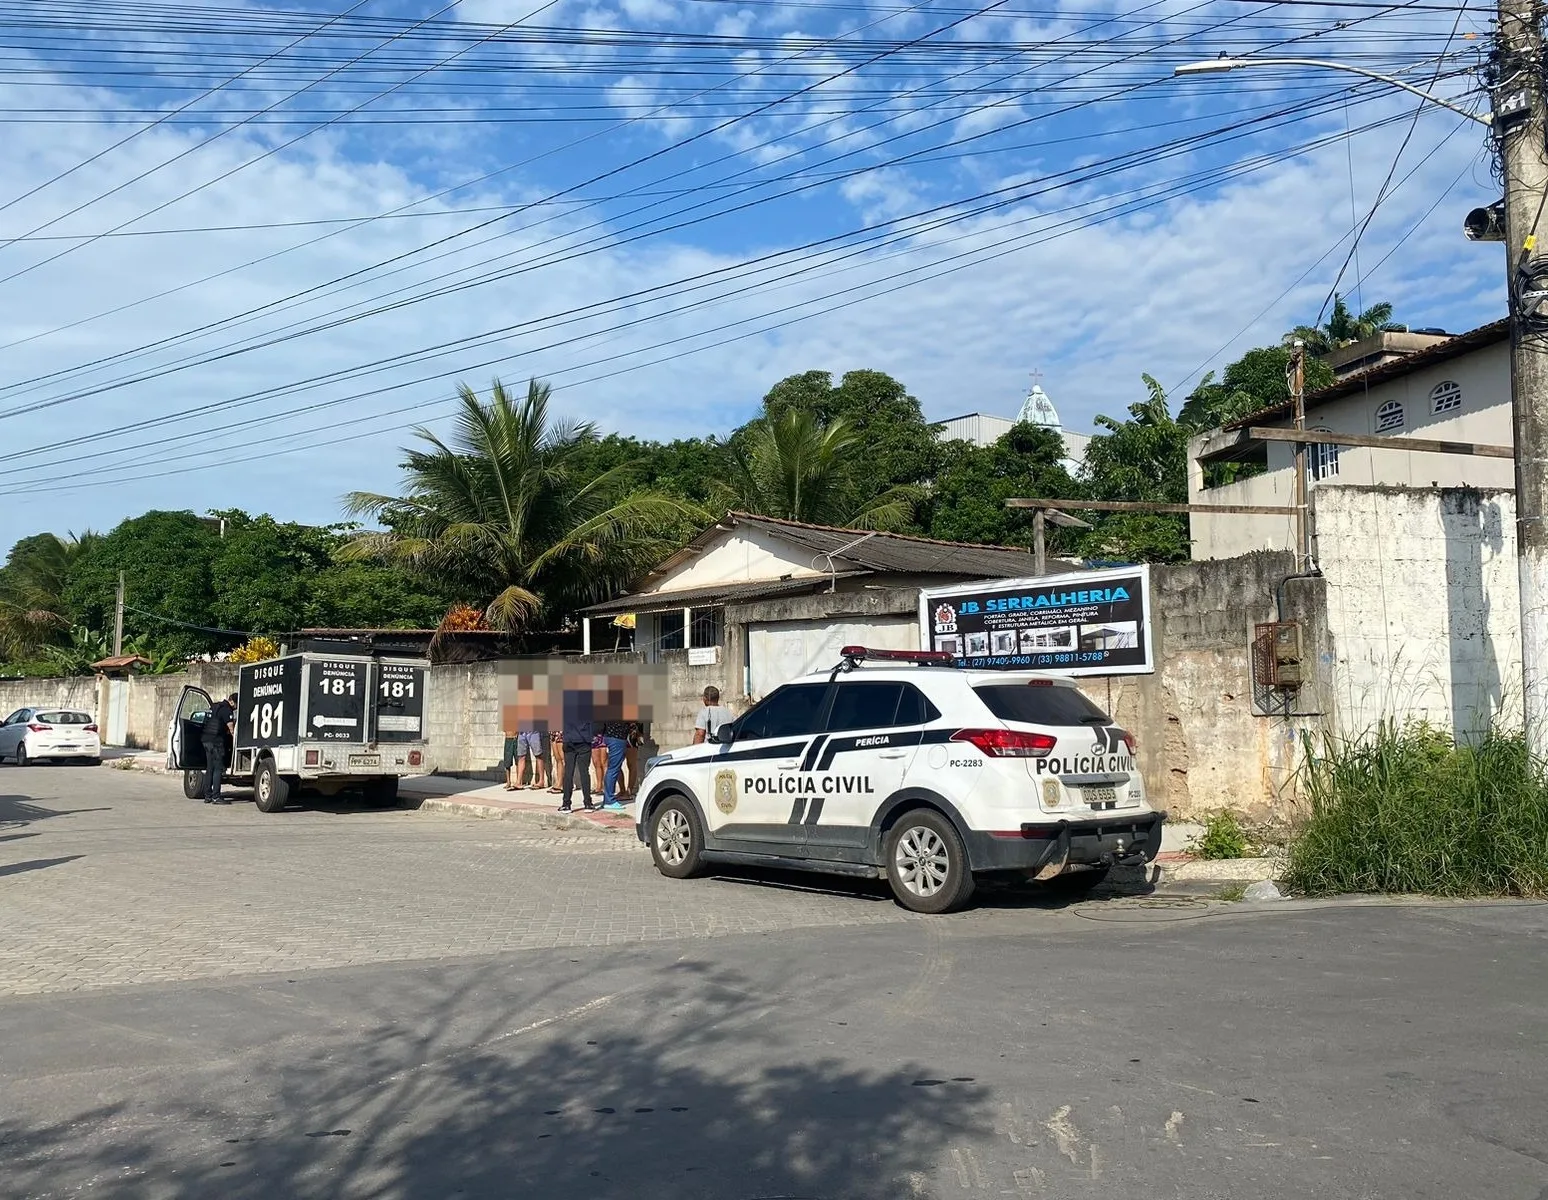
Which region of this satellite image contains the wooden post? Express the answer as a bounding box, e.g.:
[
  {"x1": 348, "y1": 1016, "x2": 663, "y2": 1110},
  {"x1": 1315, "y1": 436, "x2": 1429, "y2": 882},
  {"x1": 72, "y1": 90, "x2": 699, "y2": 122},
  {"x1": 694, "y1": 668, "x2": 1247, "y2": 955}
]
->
[
  {"x1": 1289, "y1": 339, "x2": 1308, "y2": 571},
  {"x1": 582, "y1": 617, "x2": 592, "y2": 657},
  {"x1": 1032, "y1": 509, "x2": 1047, "y2": 575}
]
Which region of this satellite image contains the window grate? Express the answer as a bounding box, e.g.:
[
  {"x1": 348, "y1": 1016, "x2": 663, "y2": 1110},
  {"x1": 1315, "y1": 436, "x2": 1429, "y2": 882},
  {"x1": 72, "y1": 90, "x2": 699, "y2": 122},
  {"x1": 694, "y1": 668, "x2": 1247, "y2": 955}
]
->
[
  {"x1": 1431, "y1": 380, "x2": 1462, "y2": 414},
  {"x1": 1375, "y1": 400, "x2": 1404, "y2": 432}
]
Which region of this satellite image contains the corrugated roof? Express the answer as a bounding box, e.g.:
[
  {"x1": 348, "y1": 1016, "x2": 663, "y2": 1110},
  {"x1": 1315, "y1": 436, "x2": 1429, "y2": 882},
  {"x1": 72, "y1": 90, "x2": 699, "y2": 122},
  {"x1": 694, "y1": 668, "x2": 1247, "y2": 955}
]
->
[
  {"x1": 578, "y1": 572, "x2": 867, "y2": 618},
  {"x1": 91, "y1": 654, "x2": 151, "y2": 671},
  {"x1": 1222, "y1": 318, "x2": 1510, "y2": 432},
  {"x1": 643, "y1": 512, "x2": 1044, "y2": 584}
]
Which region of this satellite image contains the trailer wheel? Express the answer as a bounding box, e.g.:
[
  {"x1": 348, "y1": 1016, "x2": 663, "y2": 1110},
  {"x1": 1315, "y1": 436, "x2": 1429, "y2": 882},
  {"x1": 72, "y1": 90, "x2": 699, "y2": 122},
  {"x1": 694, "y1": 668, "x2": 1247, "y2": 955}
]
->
[
  {"x1": 253, "y1": 759, "x2": 290, "y2": 813},
  {"x1": 182, "y1": 769, "x2": 206, "y2": 799},
  {"x1": 362, "y1": 776, "x2": 399, "y2": 808}
]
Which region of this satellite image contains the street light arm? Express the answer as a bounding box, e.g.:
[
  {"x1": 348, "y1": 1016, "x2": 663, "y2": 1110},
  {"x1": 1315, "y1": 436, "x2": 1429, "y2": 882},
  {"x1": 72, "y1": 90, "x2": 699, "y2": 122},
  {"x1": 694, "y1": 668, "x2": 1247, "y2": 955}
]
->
[{"x1": 1174, "y1": 56, "x2": 1492, "y2": 126}]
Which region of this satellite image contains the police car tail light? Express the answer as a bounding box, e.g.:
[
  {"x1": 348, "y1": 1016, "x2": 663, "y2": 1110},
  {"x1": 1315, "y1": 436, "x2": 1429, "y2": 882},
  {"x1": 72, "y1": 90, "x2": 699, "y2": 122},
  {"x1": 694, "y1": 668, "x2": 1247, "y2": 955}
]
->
[
  {"x1": 950, "y1": 728, "x2": 1056, "y2": 758},
  {"x1": 1120, "y1": 731, "x2": 1137, "y2": 754}
]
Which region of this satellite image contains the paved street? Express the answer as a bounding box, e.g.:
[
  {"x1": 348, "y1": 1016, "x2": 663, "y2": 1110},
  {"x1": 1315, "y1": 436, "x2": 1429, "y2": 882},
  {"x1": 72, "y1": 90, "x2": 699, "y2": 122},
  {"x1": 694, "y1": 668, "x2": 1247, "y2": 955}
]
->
[{"x1": 3, "y1": 766, "x2": 1547, "y2": 1199}]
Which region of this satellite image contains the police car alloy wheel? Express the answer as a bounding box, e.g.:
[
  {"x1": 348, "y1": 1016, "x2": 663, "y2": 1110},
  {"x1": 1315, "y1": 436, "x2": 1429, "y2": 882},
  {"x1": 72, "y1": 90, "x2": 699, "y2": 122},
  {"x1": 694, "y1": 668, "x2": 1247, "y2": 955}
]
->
[
  {"x1": 885, "y1": 809, "x2": 974, "y2": 914},
  {"x1": 650, "y1": 796, "x2": 705, "y2": 879}
]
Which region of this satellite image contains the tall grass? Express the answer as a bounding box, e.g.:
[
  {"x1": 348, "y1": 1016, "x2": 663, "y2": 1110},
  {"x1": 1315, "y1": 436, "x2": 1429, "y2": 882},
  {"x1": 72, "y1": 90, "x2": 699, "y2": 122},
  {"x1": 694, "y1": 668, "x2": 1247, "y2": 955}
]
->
[{"x1": 1283, "y1": 722, "x2": 1548, "y2": 897}]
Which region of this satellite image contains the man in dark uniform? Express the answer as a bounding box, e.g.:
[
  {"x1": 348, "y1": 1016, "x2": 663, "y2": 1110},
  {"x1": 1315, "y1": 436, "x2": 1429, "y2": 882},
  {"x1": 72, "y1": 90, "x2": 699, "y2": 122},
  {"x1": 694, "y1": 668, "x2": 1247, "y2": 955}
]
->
[
  {"x1": 202, "y1": 692, "x2": 237, "y2": 805},
  {"x1": 558, "y1": 684, "x2": 596, "y2": 814}
]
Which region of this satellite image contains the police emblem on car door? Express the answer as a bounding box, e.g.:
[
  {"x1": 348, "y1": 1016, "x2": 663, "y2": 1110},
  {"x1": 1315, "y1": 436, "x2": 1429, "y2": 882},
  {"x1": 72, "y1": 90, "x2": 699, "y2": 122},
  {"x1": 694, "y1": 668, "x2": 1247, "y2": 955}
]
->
[{"x1": 714, "y1": 769, "x2": 737, "y2": 815}]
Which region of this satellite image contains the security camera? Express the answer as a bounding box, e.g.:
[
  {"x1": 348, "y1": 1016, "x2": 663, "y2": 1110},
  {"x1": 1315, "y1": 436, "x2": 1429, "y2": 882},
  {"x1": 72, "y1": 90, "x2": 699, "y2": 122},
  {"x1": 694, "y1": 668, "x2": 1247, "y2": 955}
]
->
[{"x1": 1464, "y1": 200, "x2": 1507, "y2": 242}]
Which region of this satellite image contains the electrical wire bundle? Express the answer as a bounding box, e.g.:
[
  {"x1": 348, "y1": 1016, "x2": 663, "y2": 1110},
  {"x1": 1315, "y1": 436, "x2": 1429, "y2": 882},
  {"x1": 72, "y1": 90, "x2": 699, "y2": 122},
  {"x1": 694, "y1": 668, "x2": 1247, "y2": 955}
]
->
[{"x1": 0, "y1": 0, "x2": 1495, "y2": 498}]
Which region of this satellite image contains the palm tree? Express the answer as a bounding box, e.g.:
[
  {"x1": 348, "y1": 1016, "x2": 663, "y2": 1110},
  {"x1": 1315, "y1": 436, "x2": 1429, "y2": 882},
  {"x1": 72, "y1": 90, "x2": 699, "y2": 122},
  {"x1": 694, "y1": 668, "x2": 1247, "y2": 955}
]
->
[
  {"x1": 1287, "y1": 295, "x2": 1405, "y2": 355},
  {"x1": 342, "y1": 378, "x2": 704, "y2": 630},
  {"x1": 0, "y1": 532, "x2": 96, "y2": 661},
  {"x1": 718, "y1": 409, "x2": 921, "y2": 530}
]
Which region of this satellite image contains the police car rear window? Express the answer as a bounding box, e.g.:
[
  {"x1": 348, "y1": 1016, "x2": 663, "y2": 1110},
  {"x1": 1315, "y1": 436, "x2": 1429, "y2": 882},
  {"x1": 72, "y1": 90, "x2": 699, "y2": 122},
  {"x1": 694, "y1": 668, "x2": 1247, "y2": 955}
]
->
[
  {"x1": 973, "y1": 684, "x2": 1110, "y2": 727},
  {"x1": 36, "y1": 711, "x2": 91, "y2": 725}
]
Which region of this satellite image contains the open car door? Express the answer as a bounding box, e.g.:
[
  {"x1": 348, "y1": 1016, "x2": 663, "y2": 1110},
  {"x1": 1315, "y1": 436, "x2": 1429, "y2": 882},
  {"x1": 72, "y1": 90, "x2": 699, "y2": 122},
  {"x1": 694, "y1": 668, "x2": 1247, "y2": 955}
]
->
[{"x1": 167, "y1": 686, "x2": 213, "y2": 771}]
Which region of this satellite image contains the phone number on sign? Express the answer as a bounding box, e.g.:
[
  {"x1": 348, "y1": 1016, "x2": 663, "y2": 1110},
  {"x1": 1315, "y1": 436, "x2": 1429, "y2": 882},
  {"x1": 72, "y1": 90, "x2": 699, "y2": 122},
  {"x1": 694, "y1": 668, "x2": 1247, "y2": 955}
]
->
[{"x1": 951, "y1": 652, "x2": 1109, "y2": 668}]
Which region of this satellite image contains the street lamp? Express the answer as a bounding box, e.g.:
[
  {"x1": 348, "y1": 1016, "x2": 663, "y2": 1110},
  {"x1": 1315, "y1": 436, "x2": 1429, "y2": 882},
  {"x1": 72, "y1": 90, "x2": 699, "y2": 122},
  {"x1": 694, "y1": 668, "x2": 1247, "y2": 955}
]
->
[{"x1": 1173, "y1": 57, "x2": 1491, "y2": 126}]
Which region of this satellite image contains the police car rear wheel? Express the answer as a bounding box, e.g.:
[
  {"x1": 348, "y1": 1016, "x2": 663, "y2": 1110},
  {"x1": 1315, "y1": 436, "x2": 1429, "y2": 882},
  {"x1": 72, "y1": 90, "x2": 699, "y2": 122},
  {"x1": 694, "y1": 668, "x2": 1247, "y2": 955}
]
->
[
  {"x1": 182, "y1": 769, "x2": 205, "y2": 799},
  {"x1": 650, "y1": 797, "x2": 704, "y2": 879},
  {"x1": 886, "y1": 810, "x2": 975, "y2": 914}
]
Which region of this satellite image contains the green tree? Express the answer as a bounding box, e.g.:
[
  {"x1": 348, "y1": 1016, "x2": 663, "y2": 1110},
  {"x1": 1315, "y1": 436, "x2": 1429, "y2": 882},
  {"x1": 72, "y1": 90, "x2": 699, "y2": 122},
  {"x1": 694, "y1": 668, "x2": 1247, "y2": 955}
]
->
[
  {"x1": 1179, "y1": 345, "x2": 1337, "y2": 431},
  {"x1": 926, "y1": 424, "x2": 1082, "y2": 549},
  {"x1": 719, "y1": 408, "x2": 922, "y2": 530},
  {"x1": 0, "y1": 531, "x2": 97, "y2": 660},
  {"x1": 1287, "y1": 295, "x2": 1403, "y2": 356},
  {"x1": 63, "y1": 511, "x2": 224, "y2": 655},
  {"x1": 757, "y1": 369, "x2": 938, "y2": 508},
  {"x1": 1078, "y1": 375, "x2": 1192, "y2": 563},
  {"x1": 342, "y1": 377, "x2": 703, "y2": 629}
]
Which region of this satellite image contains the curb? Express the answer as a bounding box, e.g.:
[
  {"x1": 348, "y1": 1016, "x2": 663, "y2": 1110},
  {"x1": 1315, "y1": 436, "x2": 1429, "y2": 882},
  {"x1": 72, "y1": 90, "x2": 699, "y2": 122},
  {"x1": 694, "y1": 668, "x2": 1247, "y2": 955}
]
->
[{"x1": 407, "y1": 794, "x2": 632, "y2": 834}]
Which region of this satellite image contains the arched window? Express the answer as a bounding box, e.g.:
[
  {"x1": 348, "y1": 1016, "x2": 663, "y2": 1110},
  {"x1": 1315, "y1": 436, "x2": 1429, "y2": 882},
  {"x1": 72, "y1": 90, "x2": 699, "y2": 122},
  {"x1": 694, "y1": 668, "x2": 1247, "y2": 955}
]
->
[
  {"x1": 1375, "y1": 399, "x2": 1404, "y2": 432},
  {"x1": 1431, "y1": 380, "x2": 1462, "y2": 414},
  {"x1": 1308, "y1": 427, "x2": 1340, "y2": 481}
]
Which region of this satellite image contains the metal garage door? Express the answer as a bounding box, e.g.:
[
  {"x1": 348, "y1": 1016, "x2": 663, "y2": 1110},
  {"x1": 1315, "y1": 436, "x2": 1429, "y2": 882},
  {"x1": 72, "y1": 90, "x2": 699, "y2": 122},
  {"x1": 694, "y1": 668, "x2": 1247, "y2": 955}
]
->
[{"x1": 747, "y1": 617, "x2": 917, "y2": 699}]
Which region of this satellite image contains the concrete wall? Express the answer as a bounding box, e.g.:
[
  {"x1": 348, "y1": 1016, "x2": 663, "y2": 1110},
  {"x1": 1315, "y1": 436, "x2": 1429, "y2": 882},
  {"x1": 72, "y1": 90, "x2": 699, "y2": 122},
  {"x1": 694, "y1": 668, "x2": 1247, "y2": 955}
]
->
[
  {"x1": 0, "y1": 664, "x2": 239, "y2": 750},
  {"x1": 1070, "y1": 551, "x2": 1326, "y2": 824},
  {"x1": 1315, "y1": 485, "x2": 1521, "y2": 738},
  {"x1": 1188, "y1": 340, "x2": 1514, "y2": 560}
]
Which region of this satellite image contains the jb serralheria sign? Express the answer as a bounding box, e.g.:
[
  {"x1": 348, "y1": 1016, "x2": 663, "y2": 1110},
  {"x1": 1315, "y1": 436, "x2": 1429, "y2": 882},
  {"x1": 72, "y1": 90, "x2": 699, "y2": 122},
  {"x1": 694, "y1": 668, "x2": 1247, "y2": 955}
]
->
[{"x1": 919, "y1": 565, "x2": 1154, "y2": 677}]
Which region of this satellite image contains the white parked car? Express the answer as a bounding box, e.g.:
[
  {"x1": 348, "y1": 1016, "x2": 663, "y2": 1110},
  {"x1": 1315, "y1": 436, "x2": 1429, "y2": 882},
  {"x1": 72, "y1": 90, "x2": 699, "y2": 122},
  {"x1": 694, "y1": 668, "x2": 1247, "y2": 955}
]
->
[
  {"x1": 632, "y1": 646, "x2": 1164, "y2": 913},
  {"x1": 0, "y1": 707, "x2": 102, "y2": 766}
]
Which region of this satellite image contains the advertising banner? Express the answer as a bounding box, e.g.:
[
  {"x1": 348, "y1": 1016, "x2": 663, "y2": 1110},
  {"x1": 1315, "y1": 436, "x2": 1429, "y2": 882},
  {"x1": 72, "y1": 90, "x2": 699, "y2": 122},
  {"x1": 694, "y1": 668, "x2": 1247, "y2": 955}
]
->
[{"x1": 919, "y1": 566, "x2": 1153, "y2": 676}]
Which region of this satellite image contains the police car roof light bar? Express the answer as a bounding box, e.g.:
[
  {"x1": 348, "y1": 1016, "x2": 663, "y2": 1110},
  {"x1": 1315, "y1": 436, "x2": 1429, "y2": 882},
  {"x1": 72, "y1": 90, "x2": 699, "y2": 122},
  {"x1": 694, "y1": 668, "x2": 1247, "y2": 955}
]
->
[{"x1": 838, "y1": 646, "x2": 955, "y2": 664}]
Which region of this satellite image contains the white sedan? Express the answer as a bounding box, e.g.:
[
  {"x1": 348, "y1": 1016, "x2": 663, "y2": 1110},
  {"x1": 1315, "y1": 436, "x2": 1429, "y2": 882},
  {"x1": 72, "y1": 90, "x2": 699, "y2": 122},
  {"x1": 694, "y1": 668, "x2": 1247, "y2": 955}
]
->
[{"x1": 0, "y1": 708, "x2": 102, "y2": 765}]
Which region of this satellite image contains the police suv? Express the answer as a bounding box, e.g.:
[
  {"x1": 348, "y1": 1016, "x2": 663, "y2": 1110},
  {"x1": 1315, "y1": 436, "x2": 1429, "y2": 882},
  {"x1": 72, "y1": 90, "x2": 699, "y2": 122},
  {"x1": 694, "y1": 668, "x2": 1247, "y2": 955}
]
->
[{"x1": 633, "y1": 646, "x2": 1164, "y2": 913}]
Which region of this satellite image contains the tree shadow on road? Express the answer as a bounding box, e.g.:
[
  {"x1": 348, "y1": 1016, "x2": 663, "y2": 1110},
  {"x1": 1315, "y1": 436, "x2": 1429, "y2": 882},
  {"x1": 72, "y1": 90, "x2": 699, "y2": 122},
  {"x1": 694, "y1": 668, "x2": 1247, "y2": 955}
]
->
[{"x1": 1, "y1": 957, "x2": 991, "y2": 1199}]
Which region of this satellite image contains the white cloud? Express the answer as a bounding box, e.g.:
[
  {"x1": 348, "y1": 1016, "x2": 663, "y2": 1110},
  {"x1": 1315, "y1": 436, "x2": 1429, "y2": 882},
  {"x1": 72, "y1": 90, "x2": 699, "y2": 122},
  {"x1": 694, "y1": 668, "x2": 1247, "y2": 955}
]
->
[{"x1": 0, "y1": 20, "x2": 1503, "y2": 552}]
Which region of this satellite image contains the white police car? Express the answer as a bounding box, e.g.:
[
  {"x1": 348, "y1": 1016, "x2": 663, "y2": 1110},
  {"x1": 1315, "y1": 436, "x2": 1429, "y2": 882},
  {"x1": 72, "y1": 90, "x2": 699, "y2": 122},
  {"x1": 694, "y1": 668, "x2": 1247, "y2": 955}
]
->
[{"x1": 633, "y1": 646, "x2": 1164, "y2": 913}]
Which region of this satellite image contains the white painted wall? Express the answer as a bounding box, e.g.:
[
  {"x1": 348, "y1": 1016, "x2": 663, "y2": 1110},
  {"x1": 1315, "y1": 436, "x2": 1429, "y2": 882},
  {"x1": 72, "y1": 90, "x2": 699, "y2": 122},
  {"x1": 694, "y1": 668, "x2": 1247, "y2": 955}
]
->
[
  {"x1": 639, "y1": 526, "x2": 826, "y2": 594},
  {"x1": 1315, "y1": 486, "x2": 1521, "y2": 737},
  {"x1": 1189, "y1": 340, "x2": 1514, "y2": 560},
  {"x1": 747, "y1": 617, "x2": 917, "y2": 698}
]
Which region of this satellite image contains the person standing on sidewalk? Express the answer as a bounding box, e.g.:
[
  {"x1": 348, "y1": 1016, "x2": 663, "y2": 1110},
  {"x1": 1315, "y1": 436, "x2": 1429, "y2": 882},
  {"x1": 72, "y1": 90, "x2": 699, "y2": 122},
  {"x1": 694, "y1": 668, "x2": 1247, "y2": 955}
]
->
[
  {"x1": 201, "y1": 692, "x2": 237, "y2": 804},
  {"x1": 558, "y1": 687, "x2": 596, "y2": 813},
  {"x1": 692, "y1": 686, "x2": 736, "y2": 745},
  {"x1": 600, "y1": 713, "x2": 631, "y2": 809}
]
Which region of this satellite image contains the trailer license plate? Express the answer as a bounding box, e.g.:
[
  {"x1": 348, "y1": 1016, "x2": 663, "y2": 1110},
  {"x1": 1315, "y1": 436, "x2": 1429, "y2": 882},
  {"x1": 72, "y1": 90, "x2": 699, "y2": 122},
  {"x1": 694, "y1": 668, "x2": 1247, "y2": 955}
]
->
[
  {"x1": 1084, "y1": 786, "x2": 1117, "y2": 806},
  {"x1": 349, "y1": 754, "x2": 380, "y2": 767}
]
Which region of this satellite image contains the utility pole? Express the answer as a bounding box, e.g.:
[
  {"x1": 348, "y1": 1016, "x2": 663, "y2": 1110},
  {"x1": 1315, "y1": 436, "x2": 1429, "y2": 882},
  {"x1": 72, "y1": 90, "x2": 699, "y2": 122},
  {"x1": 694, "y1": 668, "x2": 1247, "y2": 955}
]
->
[
  {"x1": 1288, "y1": 339, "x2": 1308, "y2": 571},
  {"x1": 1495, "y1": 0, "x2": 1548, "y2": 761},
  {"x1": 113, "y1": 571, "x2": 124, "y2": 658}
]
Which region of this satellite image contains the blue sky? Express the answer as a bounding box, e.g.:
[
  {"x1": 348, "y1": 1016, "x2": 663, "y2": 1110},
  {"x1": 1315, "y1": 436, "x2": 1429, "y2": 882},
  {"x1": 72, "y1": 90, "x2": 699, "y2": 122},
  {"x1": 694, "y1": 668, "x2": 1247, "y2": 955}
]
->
[{"x1": 0, "y1": 0, "x2": 1502, "y2": 549}]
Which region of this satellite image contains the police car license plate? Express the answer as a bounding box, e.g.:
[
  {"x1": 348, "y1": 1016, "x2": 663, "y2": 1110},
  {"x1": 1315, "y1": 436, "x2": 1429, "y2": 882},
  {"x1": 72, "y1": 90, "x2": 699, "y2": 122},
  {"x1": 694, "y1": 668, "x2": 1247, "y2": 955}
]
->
[
  {"x1": 349, "y1": 754, "x2": 380, "y2": 767},
  {"x1": 1083, "y1": 786, "x2": 1117, "y2": 806}
]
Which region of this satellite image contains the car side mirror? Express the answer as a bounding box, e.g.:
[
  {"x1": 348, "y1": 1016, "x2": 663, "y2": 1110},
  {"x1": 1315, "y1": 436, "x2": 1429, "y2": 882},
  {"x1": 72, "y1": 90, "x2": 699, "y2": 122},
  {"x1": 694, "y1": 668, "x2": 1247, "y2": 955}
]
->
[{"x1": 714, "y1": 725, "x2": 736, "y2": 746}]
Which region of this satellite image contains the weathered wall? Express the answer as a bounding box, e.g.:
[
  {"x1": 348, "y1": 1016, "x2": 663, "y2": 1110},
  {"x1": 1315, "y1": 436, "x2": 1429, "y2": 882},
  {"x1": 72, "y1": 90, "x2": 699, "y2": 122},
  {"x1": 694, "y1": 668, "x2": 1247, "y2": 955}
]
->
[
  {"x1": 1315, "y1": 485, "x2": 1521, "y2": 737},
  {"x1": 0, "y1": 664, "x2": 239, "y2": 750},
  {"x1": 1073, "y1": 551, "x2": 1325, "y2": 823},
  {"x1": 0, "y1": 676, "x2": 99, "y2": 722}
]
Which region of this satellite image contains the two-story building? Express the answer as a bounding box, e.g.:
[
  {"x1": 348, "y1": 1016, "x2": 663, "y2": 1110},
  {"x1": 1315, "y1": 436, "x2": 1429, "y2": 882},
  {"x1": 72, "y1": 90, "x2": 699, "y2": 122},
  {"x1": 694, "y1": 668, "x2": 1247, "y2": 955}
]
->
[{"x1": 1186, "y1": 319, "x2": 1513, "y2": 560}]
